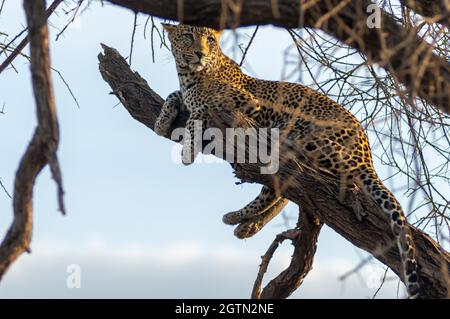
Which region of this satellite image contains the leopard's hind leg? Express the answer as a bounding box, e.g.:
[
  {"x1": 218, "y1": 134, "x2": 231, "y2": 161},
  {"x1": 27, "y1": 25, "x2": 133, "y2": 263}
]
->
[
  {"x1": 233, "y1": 198, "x2": 289, "y2": 239},
  {"x1": 223, "y1": 186, "x2": 285, "y2": 225}
]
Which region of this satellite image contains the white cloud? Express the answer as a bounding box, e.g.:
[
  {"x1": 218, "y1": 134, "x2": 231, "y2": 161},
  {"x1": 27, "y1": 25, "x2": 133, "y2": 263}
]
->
[{"x1": 0, "y1": 241, "x2": 403, "y2": 298}]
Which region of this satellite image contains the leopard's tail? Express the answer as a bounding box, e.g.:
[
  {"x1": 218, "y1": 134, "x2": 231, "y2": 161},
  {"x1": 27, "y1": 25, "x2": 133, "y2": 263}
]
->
[{"x1": 358, "y1": 170, "x2": 420, "y2": 299}]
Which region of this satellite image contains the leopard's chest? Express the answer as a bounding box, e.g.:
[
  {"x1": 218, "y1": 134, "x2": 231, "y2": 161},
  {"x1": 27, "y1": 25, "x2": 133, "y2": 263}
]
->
[{"x1": 181, "y1": 86, "x2": 210, "y2": 113}]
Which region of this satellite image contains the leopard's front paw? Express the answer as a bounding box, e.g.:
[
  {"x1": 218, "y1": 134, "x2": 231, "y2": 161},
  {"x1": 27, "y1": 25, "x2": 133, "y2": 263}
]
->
[
  {"x1": 181, "y1": 147, "x2": 196, "y2": 165},
  {"x1": 154, "y1": 119, "x2": 170, "y2": 137}
]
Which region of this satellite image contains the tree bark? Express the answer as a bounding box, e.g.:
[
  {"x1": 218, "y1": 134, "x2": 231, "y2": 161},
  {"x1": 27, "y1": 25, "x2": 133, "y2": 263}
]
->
[
  {"x1": 106, "y1": 0, "x2": 450, "y2": 116},
  {"x1": 98, "y1": 44, "x2": 450, "y2": 298}
]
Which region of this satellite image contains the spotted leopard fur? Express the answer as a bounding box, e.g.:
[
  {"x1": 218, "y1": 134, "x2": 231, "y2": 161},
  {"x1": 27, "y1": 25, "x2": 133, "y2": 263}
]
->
[{"x1": 155, "y1": 23, "x2": 421, "y2": 299}]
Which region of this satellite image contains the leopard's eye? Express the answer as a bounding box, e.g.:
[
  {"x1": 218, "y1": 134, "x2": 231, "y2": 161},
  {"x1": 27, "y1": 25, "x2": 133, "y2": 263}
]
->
[{"x1": 207, "y1": 35, "x2": 216, "y2": 45}]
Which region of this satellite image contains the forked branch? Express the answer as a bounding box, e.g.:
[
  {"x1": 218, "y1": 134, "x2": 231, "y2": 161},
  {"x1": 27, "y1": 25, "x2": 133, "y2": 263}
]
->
[{"x1": 252, "y1": 209, "x2": 323, "y2": 299}]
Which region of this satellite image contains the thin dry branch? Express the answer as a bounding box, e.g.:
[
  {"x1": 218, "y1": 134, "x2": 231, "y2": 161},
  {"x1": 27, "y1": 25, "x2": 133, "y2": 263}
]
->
[
  {"x1": 106, "y1": 0, "x2": 450, "y2": 115},
  {"x1": 0, "y1": 178, "x2": 12, "y2": 199},
  {"x1": 98, "y1": 44, "x2": 450, "y2": 298},
  {"x1": 55, "y1": 0, "x2": 84, "y2": 41},
  {"x1": 239, "y1": 25, "x2": 259, "y2": 66},
  {"x1": 128, "y1": 12, "x2": 138, "y2": 65},
  {"x1": 0, "y1": 0, "x2": 65, "y2": 280},
  {"x1": 0, "y1": 0, "x2": 63, "y2": 74},
  {"x1": 0, "y1": 0, "x2": 5, "y2": 15}
]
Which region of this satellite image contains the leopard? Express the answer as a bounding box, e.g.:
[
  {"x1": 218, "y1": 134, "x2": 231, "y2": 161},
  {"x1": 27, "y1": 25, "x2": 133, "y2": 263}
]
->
[{"x1": 154, "y1": 23, "x2": 421, "y2": 299}]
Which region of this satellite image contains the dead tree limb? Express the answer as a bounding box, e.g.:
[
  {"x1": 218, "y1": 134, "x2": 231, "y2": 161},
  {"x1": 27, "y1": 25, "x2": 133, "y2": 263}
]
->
[
  {"x1": 0, "y1": 0, "x2": 65, "y2": 280},
  {"x1": 98, "y1": 45, "x2": 450, "y2": 298},
  {"x1": 106, "y1": 0, "x2": 450, "y2": 115},
  {"x1": 252, "y1": 209, "x2": 323, "y2": 299}
]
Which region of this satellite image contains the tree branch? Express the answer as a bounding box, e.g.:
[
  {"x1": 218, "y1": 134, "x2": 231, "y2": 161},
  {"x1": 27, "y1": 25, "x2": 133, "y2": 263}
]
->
[
  {"x1": 106, "y1": 0, "x2": 450, "y2": 115},
  {"x1": 0, "y1": 0, "x2": 63, "y2": 74},
  {"x1": 0, "y1": 0, "x2": 65, "y2": 280},
  {"x1": 400, "y1": 0, "x2": 450, "y2": 27},
  {"x1": 98, "y1": 45, "x2": 450, "y2": 298},
  {"x1": 251, "y1": 209, "x2": 323, "y2": 299}
]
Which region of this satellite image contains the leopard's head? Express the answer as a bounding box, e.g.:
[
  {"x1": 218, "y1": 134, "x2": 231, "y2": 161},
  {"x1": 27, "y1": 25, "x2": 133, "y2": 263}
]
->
[{"x1": 162, "y1": 23, "x2": 222, "y2": 73}]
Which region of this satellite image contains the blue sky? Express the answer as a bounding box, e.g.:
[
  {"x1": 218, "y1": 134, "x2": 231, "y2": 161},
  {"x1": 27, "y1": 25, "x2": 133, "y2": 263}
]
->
[{"x1": 0, "y1": 1, "x2": 408, "y2": 298}]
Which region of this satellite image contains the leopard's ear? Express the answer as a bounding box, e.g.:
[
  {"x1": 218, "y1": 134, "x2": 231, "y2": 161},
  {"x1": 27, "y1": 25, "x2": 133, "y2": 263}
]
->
[
  {"x1": 161, "y1": 23, "x2": 177, "y2": 33},
  {"x1": 213, "y1": 30, "x2": 223, "y2": 38}
]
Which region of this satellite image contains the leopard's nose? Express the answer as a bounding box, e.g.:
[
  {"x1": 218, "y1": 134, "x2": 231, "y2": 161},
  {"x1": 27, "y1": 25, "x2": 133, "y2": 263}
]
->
[{"x1": 194, "y1": 51, "x2": 204, "y2": 59}]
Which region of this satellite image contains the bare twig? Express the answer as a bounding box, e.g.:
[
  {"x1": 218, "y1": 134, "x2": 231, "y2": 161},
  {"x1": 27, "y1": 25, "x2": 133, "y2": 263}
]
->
[
  {"x1": 51, "y1": 67, "x2": 80, "y2": 108},
  {"x1": 339, "y1": 255, "x2": 375, "y2": 281},
  {"x1": 128, "y1": 12, "x2": 138, "y2": 65},
  {"x1": 0, "y1": 28, "x2": 29, "y2": 57},
  {"x1": 372, "y1": 266, "x2": 390, "y2": 299},
  {"x1": 239, "y1": 25, "x2": 259, "y2": 66},
  {"x1": 0, "y1": 0, "x2": 6, "y2": 15},
  {"x1": 144, "y1": 16, "x2": 166, "y2": 63},
  {"x1": 0, "y1": 0, "x2": 64, "y2": 74},
  {"x1": 0, "y1": 178, "x2": 12, "y2": 199},
  {"x1": 55, "y1": 0, "x2": 84, "y2": 41}
]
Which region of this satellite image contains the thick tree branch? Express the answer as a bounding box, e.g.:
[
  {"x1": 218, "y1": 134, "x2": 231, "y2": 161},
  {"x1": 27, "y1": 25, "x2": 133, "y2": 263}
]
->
[
  {"x1": 106, "y1": 0, "x2": 450, "y2": 115},
  {"x1": 98, "y1": 45, "x2": 450, "y2": 298},
  {"x1": 0, "y1": 0, "x2": 65, "y2": 280}
]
